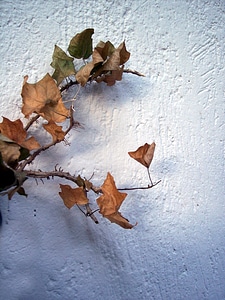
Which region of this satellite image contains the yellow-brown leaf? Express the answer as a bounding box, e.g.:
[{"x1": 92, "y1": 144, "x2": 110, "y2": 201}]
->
[
  {"x1": 59, "y1": 184, "x2": 88, "y2": 209},
  {"x1": 21, "y1": 73, "x2": 69, "y2": 122},
  {"x1": 128, "y1": 142, "x2": 156, "y2": 168},
  {"x1": 43, "y1": 121, "x2": 65, "y2": 143},
  {"x1": 0, "y1": 117, "x2": 40, "y2": 150},
  {"x1": 97, "y1": 172, "x2": 134, "y2": 229}
]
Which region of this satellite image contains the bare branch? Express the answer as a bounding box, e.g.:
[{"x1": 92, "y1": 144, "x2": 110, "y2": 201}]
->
[{"x1": 118, "y1": 180, "x2": 161, "y2": 191}]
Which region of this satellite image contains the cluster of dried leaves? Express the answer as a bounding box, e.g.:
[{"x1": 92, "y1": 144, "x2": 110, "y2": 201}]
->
[{"x1": 0, "y1": 29, "x2": 158, "y2": 229}]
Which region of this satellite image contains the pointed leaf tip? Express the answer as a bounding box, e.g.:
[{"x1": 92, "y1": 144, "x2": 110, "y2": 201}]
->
[{"x1": 97, "y1": 172, "x2": 135, "y2": 229}]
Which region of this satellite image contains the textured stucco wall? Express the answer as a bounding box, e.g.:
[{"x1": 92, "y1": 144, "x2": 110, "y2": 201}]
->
[{"x1": 0, "y1": 0, "x2": 225, "y2": 299}]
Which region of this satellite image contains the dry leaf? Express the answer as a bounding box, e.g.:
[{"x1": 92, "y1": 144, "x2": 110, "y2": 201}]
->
[
  {"x1": 0, "y1": 117, "x2": 40, "y2": 150},
  {"x1": 0, "y1": 133, "x2": 29, "y2": 166},
  {"x1": 95, "y1": 66, "x2": 124, "y2": 86},
  {"x1": 128, "y1": 142, "x2": 156, "y2": 168},
  {"x1": 21, "y1": 73, "x2": 69, "y2": 122},
  {"x1": 59, "y1": 184, "x2": 88, "y2": 209},
  {"x1": 97, "y1": 172, "x2": 134, "y2": 229},
  {"x1": 43, "y1": 121, "x2": 65, "y2": 143},
  {"x1": 75, "y1": 48, "x2": 104, "y2": 86}
]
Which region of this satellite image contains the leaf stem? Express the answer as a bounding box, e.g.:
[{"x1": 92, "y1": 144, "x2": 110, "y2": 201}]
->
[{"x1": 147, "y1": 167, "x2": 153, "y2": 187}]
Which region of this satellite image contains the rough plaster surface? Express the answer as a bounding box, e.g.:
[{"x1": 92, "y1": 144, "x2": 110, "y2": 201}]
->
[{"x1": 0, "y1": 0, "x2": 224, "y2": 299}]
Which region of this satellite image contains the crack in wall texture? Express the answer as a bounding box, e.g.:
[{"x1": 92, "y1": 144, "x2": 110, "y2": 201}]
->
[{"x1": 0, "y1": 0, "x2": 224, "y2": 299}]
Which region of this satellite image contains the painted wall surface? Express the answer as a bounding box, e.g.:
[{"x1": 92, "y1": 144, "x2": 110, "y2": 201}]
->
[{"x1": 0, "y1": 0, "x2": 225, "y2": 299}]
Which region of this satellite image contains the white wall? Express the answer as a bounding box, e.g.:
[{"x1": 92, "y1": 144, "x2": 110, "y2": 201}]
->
[{"x1": 0, "y1": 0, "x2": 224, "y2": 299}]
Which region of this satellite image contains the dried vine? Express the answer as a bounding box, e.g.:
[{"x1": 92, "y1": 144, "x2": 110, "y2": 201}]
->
[{"x1": 0, "y1": 28, "x2": 159, "y2": 229}]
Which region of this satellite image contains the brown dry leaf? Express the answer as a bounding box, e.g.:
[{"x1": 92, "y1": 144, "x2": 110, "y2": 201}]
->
[
  {"x1": 59, "y1": 184, "x2": 88, "y2": 209},
  {"x1": 98, "y1": 41, "x2": 130, "y2": 72},
  {"x1": 21, "y1": 73, "x2": 69, "y2": 122},
  {"x1": 97, "y1": 172, "x2": 134, "y2": 229},
  {"x1": 0, "y1": 117, "x2": 40, "y2": 150},
  {"x1": 75, "y1": 48, "x2": 104, "y2": 86},
  {"x1": 43, "y1": 121, "x2": 65, "y2": 143},
  {"x1": 107, "y1": 212, "x2": 134, "y2": 229},
  {"x1": 0, "y1": 139, "x2": 21, "y2": 166},
  {"x1": 95, "y1": 66, "x2": 124, "y2": 86},
  {"x1": 128, "y1": 142, "x2": 156, "y2": 168}
]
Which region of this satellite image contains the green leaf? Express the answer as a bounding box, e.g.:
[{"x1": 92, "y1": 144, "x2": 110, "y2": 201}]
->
[
  {"x1": 68, "y1": 28, "x2": 94, "y2": 59},
  {"x1": 51, "y1": 45, "x2": 76, "y2": 85}
]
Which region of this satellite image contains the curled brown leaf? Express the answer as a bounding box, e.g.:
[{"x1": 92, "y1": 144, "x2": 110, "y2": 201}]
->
[{"x1": 128, "y1": 142, "x2": 156, "y2": 168}]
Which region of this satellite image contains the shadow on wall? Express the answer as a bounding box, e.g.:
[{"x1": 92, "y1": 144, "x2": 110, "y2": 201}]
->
[{"x1": 155, "y1": 156, "x2": 179, "y2": 176}]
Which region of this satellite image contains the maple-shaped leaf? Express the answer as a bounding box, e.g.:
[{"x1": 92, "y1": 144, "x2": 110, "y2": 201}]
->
[
  {"x1": 75, "y1": 48, "x2": 104, "y2": 86},
  {"x1": 21, "y1": 73, "x2": 69, "y2": 123},
  {"x1": 43, "y1": 121, "x2": 65, "y2": 143},
  {"x1": 0, "y1": 134, "x2": 29, "y2": 167},
  {"x1": 59, "y1": 184, "x2": 88, "y2": 209},
  {"x1": 128, "y1": 142, "x2": 156, "y2": 168},
  {"x1": 97, "y1": 172, "x2": 134, "y2": 229},
  {"x1": 0, "y1": 117, "x2": 40, "y2": 150},
  {"x1": 68, "y1": 28, "x2": 94, "y2": 59},
  {"x1": 51, "y1": 45, "x2": 76, "y2": 85}
]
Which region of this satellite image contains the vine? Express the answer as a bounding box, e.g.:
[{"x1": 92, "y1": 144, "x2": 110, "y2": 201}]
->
[{"x1": 0, "y1": 28, "x2": 159, "y2": 229}]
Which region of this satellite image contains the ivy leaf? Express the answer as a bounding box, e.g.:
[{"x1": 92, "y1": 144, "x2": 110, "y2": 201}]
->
[
  {"x1": 97, "y1": 172, "x2": 134, "y2": 229},
  {"x1": 0, "y1": 117, "x2": 40, "y2": 150},
  {"x1": 128, "y1": 142, "x2": 156, "y2": 168},
  {"x1": 95, "y1": 40, "x2": 115, "y2": 60},
  {"x1": 43, "y1": 121, "x2": 65, "y2": 143},
  {"x1": 68, "y1": 28, "x2": 94, "y2": 59},
  {"x1": 51, "y1": 45, "x2": 76, "y2": 85},
  {"x1": 95, "y1": 66, "x2": 124, "y2": 86},
  {"x1": 0, "y1": 134, "x2": 29, "y2": 167},
  {"x1": 59, "y1": 184, "x2": 88, "y2": 209},
  {"x1": 92, "y1": 41, "x2": 130, "y2": 85},
  {"x1": 75, "y1": 48, "x2": 104, "y2": 86},
  {"x1": 21, "y1": 73, "x2": 70, "y2": 123}
]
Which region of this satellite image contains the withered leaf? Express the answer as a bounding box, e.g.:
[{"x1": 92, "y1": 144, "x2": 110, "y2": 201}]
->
[
  {"x1": 95, "y1": 66, "x2": 124, "y2": 86},
  {"x1": 21, "y1": 73, "x2": 69, "y2": 123},
  {"x1": 95, "y1": 41, "x2": 115, "y2": 61},
  {"x1": 0, "y1": 117, "x2": 40, "y2": 150},
  {"x1": 128, "y1": 142, "x2": 156, "y2": 168},
  {"x1": 51, "y1": 45, "x2": 76, "y2": 85},
  {"x1": 59, "y1": 184, "x2": 88, "y2": 209},
  {"x1": 75, "y1": 48, "x2": 104, "y2": 86},
  {"x1": 97, "y1": 172, "x2": 134, "y2": 229},
  {"x1": 43, "y1": 121, "x2": 65, "y2": 143},
  {"x1": 0, "y1": 133, "x2": 29, "y2": 166},
  {"x1": 92, "y1": 41, "x2": 130, "y2": 85},
  {"x1": 68, "y1": 28, "x2": 94, "y2": 59}
]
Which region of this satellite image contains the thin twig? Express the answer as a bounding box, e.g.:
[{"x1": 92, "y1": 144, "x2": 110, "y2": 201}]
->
[
  {"x1": 147, "y1": 168, "x2": 153, "y2": 187},
  {"x1": 25, "y1": 115, "x2": 40, "y2": 131},
  {"x1": 123, "y1": 69, "x2": 145, "y2": 77},
  {"x1": 17, "y1": 107, "x2": 78, "y2": 171},
  {"x1": 118, "y1": 180, "x2": 161, "y2": 191}
]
